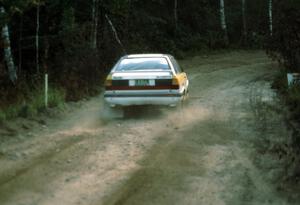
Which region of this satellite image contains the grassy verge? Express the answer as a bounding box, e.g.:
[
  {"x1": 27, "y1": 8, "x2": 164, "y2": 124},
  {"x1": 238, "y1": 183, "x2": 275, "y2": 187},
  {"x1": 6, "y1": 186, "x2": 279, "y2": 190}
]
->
[
  {"x1": 271, "y1": 71, "x2": 300, "y2": 183},
  {"x1": 285, "y1": 85, "x2": 300, "y2": 120},
  {"x1": 0, "y1": 87, "x2": 65, "y2": 123},
  {"x1": 272, "y1": 71, "x2": 300, "y2": 120}
]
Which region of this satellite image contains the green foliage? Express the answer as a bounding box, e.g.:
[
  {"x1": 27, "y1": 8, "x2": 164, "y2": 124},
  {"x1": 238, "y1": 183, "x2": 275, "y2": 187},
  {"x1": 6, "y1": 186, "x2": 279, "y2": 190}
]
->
[
  {"x1": 60, "y1": 6, "x2": 75, "y2": 32},
  {"x1": 271, "y1": 70, "x2": 288, "y2": 92},
  {"x1": 286, "y1": 85, "x2": 300, "y2": 120},
  {"x1": 48, "y1": 88, "x2": 66, "y2": 108},
  {"x1": 1, "y1": 0, "x2": 32, "y2": 12},
  {"x1": 272, "y1": 71, "x2": 300, "y2": 121},
  {"x1": 0, "y1": 87, "x2": 65, "y2": 119},
  {"x1": 0, "y1": 105, "x2": 20, "y2": 120},
  {"x1": 18, "y1": 104, "x2": 36, "y2": 118},
  {"x1": 0, "y1": 110, "x2": 6, "y2": 123},
  {"x1": 30, "y1": 87, "x2": 65, "y2": 111}
]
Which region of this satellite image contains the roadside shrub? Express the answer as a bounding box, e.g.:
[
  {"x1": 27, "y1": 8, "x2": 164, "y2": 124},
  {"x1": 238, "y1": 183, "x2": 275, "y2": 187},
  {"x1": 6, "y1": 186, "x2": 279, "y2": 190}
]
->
[
  {"x1": 0, "y1": 87, "x2": 66, "y2": 119},
  {"x1": 48, "y1": 88, "x2": 66, "y2": 108},
  {"x1": 5, "y1": 106, "x2": 20, "y2": 119},
  {"x1": 18, "y1": 104, "x2": 36, "y2": 118},
  {"x1": 272, "y1": 72, "x2": 300, "y2": 120},
  {"x1": 0, "y1": 110, "x2": 6, "y2": 123},
  {"x1": 286, "y1": 85, "x2": 300, "y2": 120},
  {"x1": 271, "y1": 70, "x2": 288, "y2": 92},
  {"x1": 30, "y1": 87, "x2": 66, "y2": 111}
]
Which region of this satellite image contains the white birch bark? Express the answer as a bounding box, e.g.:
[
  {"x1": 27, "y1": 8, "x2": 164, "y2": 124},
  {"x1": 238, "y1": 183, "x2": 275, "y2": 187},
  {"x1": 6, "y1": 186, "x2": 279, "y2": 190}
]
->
[
  {"x1": 91, "y1": 0, "x2": 99, "y2": 49},
  {"x1": 174, "y1": 0, "x2": 178, "y2": 29},
  {"x1": 219, "y1": 0, "x2": 229, "y2": 45},
  {"x1": 268, "y1": 0, "x2": 273, "y2": 36},
  {"x1": 105, "y1": 14, "x2": 126, "y2": 54},
  {"x1": 36, "y1": 3, "x2": 40, "y2": 73},
  {"x1": 0, "y1": 7, "x2": 17, "y2": 83}
]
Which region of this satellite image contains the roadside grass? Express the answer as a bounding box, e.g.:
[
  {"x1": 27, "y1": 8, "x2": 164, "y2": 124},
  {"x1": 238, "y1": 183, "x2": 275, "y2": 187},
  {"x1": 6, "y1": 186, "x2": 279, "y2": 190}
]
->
[
  {"x1": 272, "y1": 72, "x2": 300, "y2": 150},
  {"x1": 285, "y1": 85, "x2": 300, "y2": 120},
  {"x1": 0, "y1": 87, "x2": 65, "y2": 122},
  {"x1": 272, "y1": 71, "x2": 300, "y2": 120},
  {"x1": 249, "y1": 77, "x2": 300, "y2": 194}
]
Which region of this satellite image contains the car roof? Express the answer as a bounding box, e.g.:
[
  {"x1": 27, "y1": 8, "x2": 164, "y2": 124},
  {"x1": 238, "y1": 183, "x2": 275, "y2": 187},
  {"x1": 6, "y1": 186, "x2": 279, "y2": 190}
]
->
[{"x1": 125, "y1": 54, "x2": 172, "y2": 59}]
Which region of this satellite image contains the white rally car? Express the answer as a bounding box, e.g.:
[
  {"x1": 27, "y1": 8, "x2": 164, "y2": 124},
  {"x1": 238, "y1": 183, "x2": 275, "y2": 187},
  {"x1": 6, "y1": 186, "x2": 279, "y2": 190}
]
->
[{"x1": 104, "y1": 54, "x2": 189, "y2": 107}]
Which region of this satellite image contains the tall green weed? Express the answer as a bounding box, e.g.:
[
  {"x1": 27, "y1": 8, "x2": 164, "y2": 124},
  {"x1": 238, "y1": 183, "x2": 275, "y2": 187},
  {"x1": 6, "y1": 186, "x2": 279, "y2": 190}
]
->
[{"x1": 0, "y1": 87, "x2": 66, "y2": 119}]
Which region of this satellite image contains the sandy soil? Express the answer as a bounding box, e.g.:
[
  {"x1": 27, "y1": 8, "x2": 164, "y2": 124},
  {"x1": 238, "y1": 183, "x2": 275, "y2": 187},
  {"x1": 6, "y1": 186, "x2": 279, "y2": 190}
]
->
[{"x1": 0, "y1": 50, "x2": 298, "y2": 205}]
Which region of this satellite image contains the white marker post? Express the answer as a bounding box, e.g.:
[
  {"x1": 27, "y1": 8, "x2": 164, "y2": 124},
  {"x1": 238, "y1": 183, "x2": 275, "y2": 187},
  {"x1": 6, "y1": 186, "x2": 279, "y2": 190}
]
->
[{"x1": 45, "y1": 74, "x2": 48, "y2": 108}]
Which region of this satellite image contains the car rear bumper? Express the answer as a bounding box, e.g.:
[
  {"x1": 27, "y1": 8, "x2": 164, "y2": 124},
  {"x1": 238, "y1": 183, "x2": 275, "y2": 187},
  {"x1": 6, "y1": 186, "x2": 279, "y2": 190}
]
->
[{"x1": 104, "y1": 90, "x2": 183, "y2": 106}]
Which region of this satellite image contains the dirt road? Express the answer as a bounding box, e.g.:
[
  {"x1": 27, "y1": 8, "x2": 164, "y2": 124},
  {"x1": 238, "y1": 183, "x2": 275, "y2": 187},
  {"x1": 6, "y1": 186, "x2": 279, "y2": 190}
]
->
[{"x1": 0, "y1": 51, "x2": 297, "y2": 205}]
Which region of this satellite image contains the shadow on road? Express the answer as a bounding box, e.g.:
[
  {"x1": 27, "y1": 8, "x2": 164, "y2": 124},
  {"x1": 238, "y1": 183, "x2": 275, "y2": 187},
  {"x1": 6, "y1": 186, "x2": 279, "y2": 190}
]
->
[{"x1": 123, "y1": 106, "x2": 165, "y2": 119}]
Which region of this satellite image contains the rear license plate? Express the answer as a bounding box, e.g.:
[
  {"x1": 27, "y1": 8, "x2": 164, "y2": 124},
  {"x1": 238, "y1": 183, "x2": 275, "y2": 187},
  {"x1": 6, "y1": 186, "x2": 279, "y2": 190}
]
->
[
  {"x1": 129, "y1": 79, "x2": 155, "y2": 86},
  {"x1": 135, "y1": 79, "x2": 150, "y2": 86}
]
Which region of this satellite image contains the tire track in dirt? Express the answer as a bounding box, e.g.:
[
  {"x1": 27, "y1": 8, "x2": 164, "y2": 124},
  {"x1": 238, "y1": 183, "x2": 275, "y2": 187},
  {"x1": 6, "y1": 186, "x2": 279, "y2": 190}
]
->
[{"x1": 0, "y1": 134, "x2": 83, "y2": 186}]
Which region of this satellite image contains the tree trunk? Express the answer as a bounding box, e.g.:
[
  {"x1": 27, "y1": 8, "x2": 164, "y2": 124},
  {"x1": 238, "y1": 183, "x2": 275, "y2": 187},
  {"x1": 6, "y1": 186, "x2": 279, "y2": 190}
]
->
[
  {"x1": 174, "y1": 0, "x2": 178, "y2": 30},
  {"x1": 18, "y1": 15, "x2": 23, "y2": 74},
  {"x1": 91, "y1": 0, "x2": 99, "y2": 49},
  {"x1": 125, "y1": 0, "x2": 131, "y2": 43},
  {"x1": 36, "y1": 3, "x2": 40, "y2": 74},
  {"x1": 105, "y1": 14, "x2": 126, "y2": 54},
  {"x1": 242, "y1": 0, "x2": 247, "y2": 38},
  {"x1": 219, "y1": 0, "x2": 229, "y2": 46},
  {"x1": 0, "y1": 7, "x2": 17, "y2": 83},
  {"x1": 268, "y1": 0, "x2": 273, "y2": 36},
  {"x1": 43, "y1": 37, "x2": 49, "y2": 74}
]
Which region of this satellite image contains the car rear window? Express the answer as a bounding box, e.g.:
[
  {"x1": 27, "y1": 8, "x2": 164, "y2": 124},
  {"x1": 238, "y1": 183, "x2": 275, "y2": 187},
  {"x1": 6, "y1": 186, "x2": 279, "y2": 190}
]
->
[{"x1": 116, "y1": 58, "x2": 170, "y2": 71}]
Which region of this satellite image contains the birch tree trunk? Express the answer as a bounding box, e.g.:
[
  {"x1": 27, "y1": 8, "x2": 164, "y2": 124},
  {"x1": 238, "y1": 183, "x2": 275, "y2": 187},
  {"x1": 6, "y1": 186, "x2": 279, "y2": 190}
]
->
[
  {"x1": 91, "y1": 0, "x2": 99, "y2": 49},
  {"x1": 36, "y1": 3, "x2": 40, "y2": 74},
  {"x1": 219, "y1": 0, "x2": 229, "y2": 46},
  {"x1": 0, "y1": 7, "x2": 17, "y2": 83},
  {"x1": 268, "y1": 0, "x2": 273, "y2": 36},
  {"x1": 174, "y1": 0, "x2": 178, "y2": 30}
]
